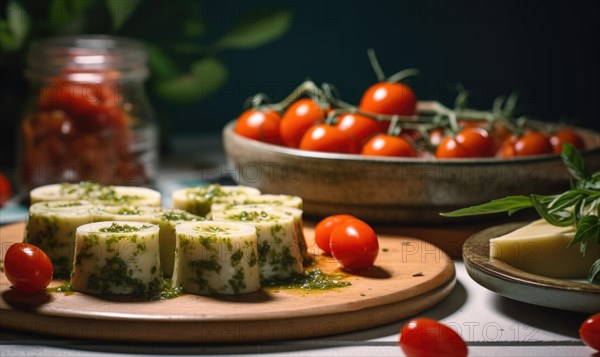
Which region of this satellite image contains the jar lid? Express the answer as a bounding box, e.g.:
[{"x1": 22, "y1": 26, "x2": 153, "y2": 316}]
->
[{"x1": 26, "y1": 35, "x2": 148, "y2": 82}]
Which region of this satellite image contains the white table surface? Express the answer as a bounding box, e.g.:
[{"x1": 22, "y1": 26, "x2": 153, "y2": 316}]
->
[{"x1": 1, "y1": 135, "x2": 597, "y2": 356}]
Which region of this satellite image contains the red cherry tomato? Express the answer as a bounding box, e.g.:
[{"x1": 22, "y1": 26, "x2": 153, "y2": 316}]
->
[
  {"x1": 436, "y1": 127, "x2": 494, "y2": 158},
  {"x1": 0, "y1": 173, "x2": 12, "y2": 207},
  {"x1": 314, "y1": 214, "x2": 356, "y2": 255},
  {"x1": 428, "y1": 128, "x2": 444, "y2": 147},
  {"x1": 498, "y1": 131, "x2": 553, "y2": 158},
  {"x1": 234, "y1": 109, "x2": 283, "y2": 145},
  {"x1": 330, "y1": 218, "x2": 379, "y2": 270},
  {"x1": 361, "y1": 134, "x2": 417, "y2": 157},
  {"x1": 336, "y1": 113, "x2": 381, "y2": 153},
  {"x1": 298, "y1": 124, "x2": 353, "y2": 153},
  {"x1": 4, "y1": 243, "x2": 53, "y2": 293},
  {"x1": 580, "y1": 313, "x2": 600, "y2": 352},
  {"x1": 550, "y1": 128, "x2": 585, "y2": 154},
  {"x1": 39, "y1": 81, "x2": 125, "y2": 132},
  {"x1": 399, "y1": 318, "x2": 468, "y2": 357},
  {"x1": 359, "y1": 82, "x2": 417, "y2": 131},
  {"x1": 280, "y1": 99, "x2": 326, "y2": 148}
]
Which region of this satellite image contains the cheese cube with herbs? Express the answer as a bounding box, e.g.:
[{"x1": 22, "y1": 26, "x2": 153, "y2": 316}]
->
[
  {"x1": 25, "y1": 200, "x2": 95, "y2": 276},
  {"x1": 29, "y1": 182, "x2": 161, "y2": 207},
  {"x1": 211, "y1": 208, "x2": 303, "y2": 281},
  {"x1": 172, "y1": 184, "x2": 261, "y2": 216},
  {"x1": 490, "y1": 219, "x2": 600, "y2": 278},
  {"x1": 210, "y1": 194, "x2": 303, "y2": 212},
  {"x1": 71, "y1": 222, "x2": 163, "y2": 294},
  {"x1": 94, "y1": 206, "x2": 203, "y2": 276},
  {"x1": 172, "y1": 221, "x2": 260, "y2": 295}
]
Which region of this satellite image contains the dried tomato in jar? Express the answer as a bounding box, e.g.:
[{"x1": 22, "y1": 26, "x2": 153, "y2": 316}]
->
[{"x1": 19, "y1": 36, "x2": 157, "y2": 190}]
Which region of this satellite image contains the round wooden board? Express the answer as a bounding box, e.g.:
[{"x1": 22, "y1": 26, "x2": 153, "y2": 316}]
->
[{"x1": 0, "y1": 222, "x2": 455, "y2": 343}]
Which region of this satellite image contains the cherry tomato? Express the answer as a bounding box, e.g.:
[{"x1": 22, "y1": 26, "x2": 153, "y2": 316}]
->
[
  {"x1": 330, "y1": 218, "x2": 379, "y2": 270},
  {"x1": 298, "y1": 124, "x2": 353, "y2": 153},
  {"x1": 580, "y1": 313, "x2": 600, "y2": 352},
  {"x1": 361, "y1": 134, "x2": 417, "y2": 157},
  {"x1": 0, "y1": 173, "x2": 12, "y2": 207},
  {"x1": 280, "y1": 98, "x2": 326, "y2": 148},
  {"x1": 550, "y1": 128, "x2": 585, "y2": 154},
  {"x1": 436, "y1": 127, "x2": 494, "y2": 158},
  {"x1": 39, "y1": 81, "x2": 125, "y2": 132},
  {"x1": 314, "y1": 214, "x2": 356, "y2": 255},
  {"x1": 498, "y1": 131, "x2": 553, "y2": 158},
  {"x1": 4, "y1": 243, "x2": 53, "y2": 293},
  {"x1": 359, "y1": 82, "x2": 417, "y2": 131},
  {"x1": 428, "y1": 128, "x2": 444, "y2": 147},
  {"x1": 336, "y1": 113, "x2": 381, "y2": 153},
  {"x1": 234, "y1": 109, "x2": 283, "y2": 145},
  {"x1": 399, "y1": 318, "x2": 468, "y2": 357}
]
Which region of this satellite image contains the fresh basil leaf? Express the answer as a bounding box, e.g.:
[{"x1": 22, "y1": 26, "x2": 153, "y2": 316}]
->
[
  {"x1": 154, "y1": 58, "x2": 227, "y2": 103},
  {"x1": 6, "y1": 0, "x2": 30, "y2": 50},
  {"x1": 569, "y1": 215, "x2": 600, "y2": 248},
  {"x1": 588, "y1": 259, "x2": 600, "y2": 284},
  {"x1": 548, "y1": 190, "x2": 583, "y2": 213},
  {"x1": 531, "y1": 194, "x2": 573, "y2": 227},
  {"x1": 146, "y1": 44, "x2": 179, "y2": 80},
  {"x1": 440, "y1": 196, "x2": 533, "y2": 217},
  {"x1": 561, "y1": 143, "x2": 587, "y2": 181},
  {"x1": 217, "y1": 6, "x2": 293, "y2": 49}
]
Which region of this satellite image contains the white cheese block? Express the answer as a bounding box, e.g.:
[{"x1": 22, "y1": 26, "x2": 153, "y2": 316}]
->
[
  {"x1": 172, "y1": 184, "x2": 261, "y2": 216},
  {"x1": 225, "y1": 204, "x2": 311, "y2": 266},
  {"x1": 490, "y1": 219, "x2": 600, "y2": 278},
  {"x1": 71, "y1": 221, "x2": 162, "y2": 294},
  {"x1": 172, "y1": 221, "x2": 260, "y2": 295},
  {"x1": 25, "y1": 200, "x2": 95, "y2": 276},
  {"x1": 211, "y1": 207, "x2": 304, "y2": 281},
  {"x1": 93, "y1": 206, "x2": 202, "y2": 277}
]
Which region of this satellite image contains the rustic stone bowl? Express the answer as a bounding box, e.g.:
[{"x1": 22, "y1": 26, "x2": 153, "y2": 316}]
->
[{"x1": 222, "y1": 121, "x2": 600, "y2": 223}]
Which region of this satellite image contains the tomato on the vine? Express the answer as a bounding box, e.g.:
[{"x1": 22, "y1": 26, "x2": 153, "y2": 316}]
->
[
  {"x1": 298, "y1": 124, "x2": 353, "y2": 153},
  {"x1": 399, "y1": 318, "x2": 468, "y2": 357},
  {"x1": 361, "y1": 134, "x2": 417, "y2": 157},
  {"x1": 314, "y1": 214, "x2": 356, "y2": 255},
  {"x1": 435, "y1": 127, "x2": 494, "y2": 158},
  {"x1": 330, "y1": 218, "x2": 379, "y2": 270},
  {"x1": 336, "y1": 113, "x2": 381, "y2": 153},
  {"x1": 550, "y1": 128, "x2": 585, "y2": 154},
  {"x1": 580, "y1": 313, "x2": 600, "y2": 352},
  {"x1": 4, "y1": 243, "x2": 53, "y2": 293},
  {"x1": 498, "y1": 131, "x2": 553, "y2": 158},
  {"x1": 359, "y1": 82, "x2": 417, "y2": 131},
  {"x1": 235, "y1": 109, "x2": 283, "y2": 145},
  {"x1": 0, "y1": 173, "x2": 11, "y2": 207},
  {"x1": 280, "y1": 98, "x2": 326, "y2": 148}
]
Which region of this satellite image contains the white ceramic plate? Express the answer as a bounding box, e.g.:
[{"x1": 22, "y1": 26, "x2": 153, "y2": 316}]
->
[{"x1": 463, "y1": 222, "x2": 600, "y2": 314}]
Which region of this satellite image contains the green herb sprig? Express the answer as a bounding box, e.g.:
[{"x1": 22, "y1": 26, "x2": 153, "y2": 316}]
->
[{"x1": 441, "y1": 143, "x2": 600, "y2": 284}]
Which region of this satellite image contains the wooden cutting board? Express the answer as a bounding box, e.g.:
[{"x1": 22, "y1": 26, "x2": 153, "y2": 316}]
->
[{"x1": 0, "y1": 222, "x2": 455, "y2": 343}]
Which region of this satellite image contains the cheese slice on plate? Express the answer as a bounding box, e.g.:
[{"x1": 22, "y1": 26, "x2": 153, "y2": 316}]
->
[{"x1": 490, "y1": 219, "x2": 600, "y2": 278}]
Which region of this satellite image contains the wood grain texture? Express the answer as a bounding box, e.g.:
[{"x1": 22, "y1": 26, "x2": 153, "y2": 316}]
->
[{"x1": 0, "y1": 222, "x2": 455, "y2": 343}]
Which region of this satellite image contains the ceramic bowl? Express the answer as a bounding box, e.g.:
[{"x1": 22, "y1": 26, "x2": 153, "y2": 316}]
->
[{"x1": 222, "y1": 121, "x2": 600, "y2": 223}]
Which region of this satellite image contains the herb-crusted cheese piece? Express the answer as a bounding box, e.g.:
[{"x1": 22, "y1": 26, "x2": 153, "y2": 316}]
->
[
  {"x1": 210, "y1": 194, "x2": 303, "y2": 212},
  {"x1": 172, "y1": 184, "x2": 261, "y2": 216},
  {"x1": 211, "y1": 208, "x2": 304, "y2": 282},
  {"x1": 71, "y1": 221, "x2": 163, "y2": 294},
  {"x1": 490, "y1": 219, "x2": 600, "y2": 278},
  {"x1": 25, "y1": 200, "x2": 95, "y2": 276},
  {"x1": 172, "y1": 221, "x2": 260, "y2": 295}
]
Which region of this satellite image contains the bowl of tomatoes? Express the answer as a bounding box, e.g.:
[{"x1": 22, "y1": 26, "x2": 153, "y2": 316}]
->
[{"x1": 222, "y1": 58, "x2": 600, "y2": 222}]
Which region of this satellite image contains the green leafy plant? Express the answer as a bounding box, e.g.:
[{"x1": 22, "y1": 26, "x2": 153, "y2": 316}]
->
[
  {"x1": 442, "y1": 143, "x2": 600, "y2": 284},
  {"x1": 0, "y1": 0, "x2": 294, "y2": 103}
]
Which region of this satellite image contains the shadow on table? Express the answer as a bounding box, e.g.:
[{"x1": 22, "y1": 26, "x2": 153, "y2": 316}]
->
[
  {"x1": 0, "y1": 281, "x2": 467, "y2": 355},
  {"x1": 492, "y1": 295, "x2": 589, "y2": 339}
]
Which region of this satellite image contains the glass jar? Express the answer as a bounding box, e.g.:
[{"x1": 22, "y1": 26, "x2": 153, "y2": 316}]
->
[{"x1": 19, "y1": 35, "x2": 157, "y2": 191}]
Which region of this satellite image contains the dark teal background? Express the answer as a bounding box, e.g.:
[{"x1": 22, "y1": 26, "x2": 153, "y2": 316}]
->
[{"x1": 2, "y1": 0, "x2": 599, "y2": 167}]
